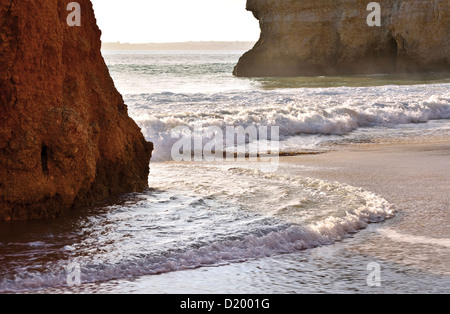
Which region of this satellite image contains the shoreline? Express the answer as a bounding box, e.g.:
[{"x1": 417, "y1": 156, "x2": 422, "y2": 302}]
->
[
  {"x1": 71, "y1": 139, "x2": 450, "y2": 293},
  {"x1": 277, "y1": 139, "x2": 450, "y2": 276},
  {"x1": 279, "y1": 140, "x2": 450, "y2": 237},
  {"x1": 6, "y1": 139, "x2": 449, "y2": 294}
]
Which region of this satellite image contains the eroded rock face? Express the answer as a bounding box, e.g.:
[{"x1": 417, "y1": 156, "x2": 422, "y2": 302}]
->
[
  {"x1": 0, "y1": 0, "x2": 153, "y2": 221},
  {"x1": 234, "y1": 0, "x2": 450, "y2": 77}
]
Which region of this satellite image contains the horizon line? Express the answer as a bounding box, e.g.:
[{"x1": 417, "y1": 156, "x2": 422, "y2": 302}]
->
[{"x1": 101, "y1": 41, "x2": 257, "y2": 51}]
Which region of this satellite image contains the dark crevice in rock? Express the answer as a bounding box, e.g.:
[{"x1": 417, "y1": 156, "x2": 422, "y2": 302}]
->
[{"x1": 41, "y1": 144, "x2": 49, "y2": 175}]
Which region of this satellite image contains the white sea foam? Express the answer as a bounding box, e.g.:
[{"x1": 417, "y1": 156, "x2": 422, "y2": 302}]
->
[
  {"x1": 0, "y1": 164, "x2": 396, "y2": 293},
  {"x1": 125, "y1": 85, "x2": 450, "y2": 161}
]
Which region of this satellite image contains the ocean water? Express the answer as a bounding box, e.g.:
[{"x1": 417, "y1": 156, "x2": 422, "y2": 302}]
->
[
  {"x1": 104, "y1": 51, "x2": 450, "y2": 161},
  {"x1": 0, "y1": 50, "x2": 449, "y2": 294}
]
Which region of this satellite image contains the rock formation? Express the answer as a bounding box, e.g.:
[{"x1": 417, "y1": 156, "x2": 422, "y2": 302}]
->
[
  {"x1": 0, "y1": 0, "x2": 153, "y2": 221},
  {"x1": 234, "y1": 0, "x2": 450, "y2": 77}
]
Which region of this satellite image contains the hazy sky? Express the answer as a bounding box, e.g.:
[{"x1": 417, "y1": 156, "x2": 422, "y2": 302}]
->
[{"x1": 91, "y1": 0, "x2": 260, "y2": 43}]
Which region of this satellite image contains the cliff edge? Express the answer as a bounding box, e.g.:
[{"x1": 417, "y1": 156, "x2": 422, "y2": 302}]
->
[
  {"x1": 234, "y1": 0, "x2": 450, "y2": 77},
  {"x1": 0, "y1": 0, "x2": 153, "y2": 221}
]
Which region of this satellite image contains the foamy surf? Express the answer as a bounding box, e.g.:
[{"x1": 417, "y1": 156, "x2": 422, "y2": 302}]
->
[
  {"x1": 125, "y1": 85, "x2": 450, "y2": 161},
  {"x1": 0, "y1": 162, "x2": 395, "y2": 293}
]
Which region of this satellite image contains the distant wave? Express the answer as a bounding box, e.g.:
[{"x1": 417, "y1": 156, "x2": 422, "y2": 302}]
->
[{"x1": 124, "y1": 85, "x2": 450, "y2": 161}]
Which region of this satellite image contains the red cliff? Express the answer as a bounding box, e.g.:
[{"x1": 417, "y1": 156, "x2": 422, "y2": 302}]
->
[{"x1": 0, "y1": 0, "x2": 153, "y2": 221}]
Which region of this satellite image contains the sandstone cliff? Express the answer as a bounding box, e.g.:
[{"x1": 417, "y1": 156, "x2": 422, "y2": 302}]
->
[
  {"x1": 0, "y1": 0, "x2": 153, "y2": 221},
  {"x1": 234, "y1": 0, "x2": 450, "y2": 77}
]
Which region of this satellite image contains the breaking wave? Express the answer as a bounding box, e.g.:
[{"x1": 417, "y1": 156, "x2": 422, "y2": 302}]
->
[{"x1": 124, "y1": 85, "x2": 450, "y2": 161}]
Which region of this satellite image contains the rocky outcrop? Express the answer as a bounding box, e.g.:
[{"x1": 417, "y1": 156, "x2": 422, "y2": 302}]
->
[
  {"x1": 234, "y1": 0, "x2": 450, "y2": 77},
  {"x1": 0, "y1": 0, "x2": 153, "y2": 221}
]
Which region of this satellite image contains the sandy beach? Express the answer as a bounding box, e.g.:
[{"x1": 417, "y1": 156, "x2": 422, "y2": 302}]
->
[
  {"x1": 278, "y1": 139, "x2": 450, "y2": 277},
  {"x1": 282, "y1": 141, "x2": 450, "y2": 235}
]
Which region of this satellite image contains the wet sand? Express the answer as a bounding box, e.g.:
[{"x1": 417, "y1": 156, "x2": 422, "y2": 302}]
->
[
  {"x1": 278, "y1": 140, "x2": 450, "y2": 278},
  {"x1": 280, "y1": 141, "x2": 450, "y2": 238}
]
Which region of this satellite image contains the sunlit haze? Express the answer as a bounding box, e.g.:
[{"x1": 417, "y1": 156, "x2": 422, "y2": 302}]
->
[{"x1": 91, "y1": 0, "x2": 260, "y2": 43}]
